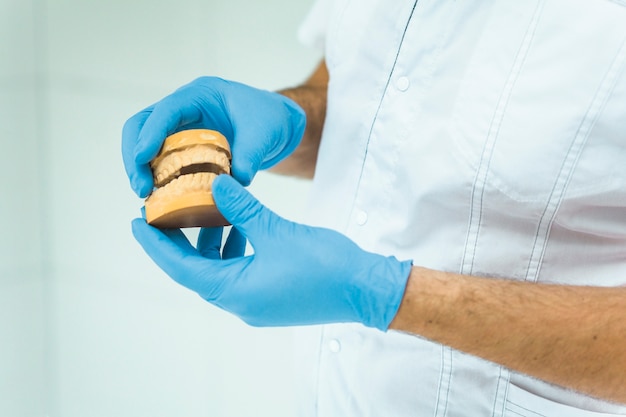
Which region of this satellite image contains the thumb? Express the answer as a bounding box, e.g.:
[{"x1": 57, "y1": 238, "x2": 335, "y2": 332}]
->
[
  {"x1": 229, "y1": 128, "x2": 263, "y2": 186},
  {"x1": 229, "y1": 158, "x2": 260, "y2": 188},
  {"x1": 211, "y1": 175, "x2": 273, "y2": 240}
]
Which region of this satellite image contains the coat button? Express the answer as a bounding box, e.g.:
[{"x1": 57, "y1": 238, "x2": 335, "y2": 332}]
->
[
  {"x1": 328, "y1": 339, "x2": 341, "y2": 353},
  {"x1": 396, "y1": 76, "x2": 410, "y2": 91},
  {"x1": 355, "y1": 210, "x2": 368, "y2": 226}
]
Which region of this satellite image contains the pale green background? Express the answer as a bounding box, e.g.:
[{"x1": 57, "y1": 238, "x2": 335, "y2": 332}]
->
[{"x1": 0, "y1": 0, "x2": 320, "y2": 415}]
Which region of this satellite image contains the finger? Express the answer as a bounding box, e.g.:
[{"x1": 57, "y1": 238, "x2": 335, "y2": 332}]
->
[
  {"x1": 197, "y1": 227, "x2": 224, "y2": 259},
  {"x1": 229, "y1": 124, "x2": 263, "y2": 186},
  {"x1": 132, "y1": 218, "x2": 249, "y2": 303},
  {"x1": 224, "y1": 84, "x2": 273, "y2": 185},
  {"x1": 222, "y1": 226, "x2": 247, "y2": 259},
  {"x1": 132, "y1": 218, "x2": 211, "y2": 292},
  {"x1": 161, "y1": 227, "x2": 196, "y2": 252},
  {"x1": 255, "y1": 95, "x2": 306, "y2": 170},
  {"x1": 134, "y1": 93, "x2": 203, "y2": 165},
  {"x1": 229, "y1": 93, "x2": 306, "y2": 185},
  {"x1": 122, "y1": 108, "x2": 154, "y2": 197},
  {"x1": 211, "y1": 175, "x2": 275, "y2": 241}
]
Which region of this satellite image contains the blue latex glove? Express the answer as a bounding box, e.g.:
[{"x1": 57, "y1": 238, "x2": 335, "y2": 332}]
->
[
  {"x1": 122, "y1": 77, "x2": 306, "y2": 198},
  {"x1": 131, "y1": 175, "x2": 413, "y2": 330}
]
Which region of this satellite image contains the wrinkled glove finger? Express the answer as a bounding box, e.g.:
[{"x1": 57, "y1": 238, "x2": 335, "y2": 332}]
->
[
  {"x1": 122, "y1": 108, "x2": 154, "y2": 197},
  {"x1": 197, "y1": 227, "x2": 224, "y2": 259},
  {"x1": 222, "y1": 226, "x2": 247, "y2": 259}
]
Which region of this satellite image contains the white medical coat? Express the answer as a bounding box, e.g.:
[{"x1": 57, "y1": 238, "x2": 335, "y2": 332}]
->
[{"x1": 295, "y1": 0, "x2": 626, "y2": 416}]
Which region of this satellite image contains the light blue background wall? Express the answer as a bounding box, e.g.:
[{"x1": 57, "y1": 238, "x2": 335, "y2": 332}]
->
[{"x1": 0, "y1": 0, "x2": 319, "y2": 415}]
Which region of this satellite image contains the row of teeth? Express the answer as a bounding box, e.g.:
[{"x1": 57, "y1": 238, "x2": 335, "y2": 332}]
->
[
  {"x1": 148, "y1": 172, "x2": 218, "y2": 201},
  {"x1": 152, "y1": 145, "x2": 230, "y2": 187}
]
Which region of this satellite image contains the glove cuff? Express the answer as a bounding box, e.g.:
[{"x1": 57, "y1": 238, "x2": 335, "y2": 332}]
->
[{"x1": 359, "y1": 257, "x2": 413, "y2": 331}]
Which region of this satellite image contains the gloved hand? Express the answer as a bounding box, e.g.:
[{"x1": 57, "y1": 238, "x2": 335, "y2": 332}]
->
[
  {"x1": 131, "y1": 175, "x2": 413, "y2": 330},
  {"x1": 122, "y1": 77, "x2": 306, "y2": 198}
]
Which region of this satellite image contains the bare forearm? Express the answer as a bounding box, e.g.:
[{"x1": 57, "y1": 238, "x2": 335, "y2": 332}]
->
[
  {"x1": 271, "y1": 61, "x2": 328, "y2": 179},
  {"x1": 390, "y1": 266, "x2": 626, "y2": 404}
]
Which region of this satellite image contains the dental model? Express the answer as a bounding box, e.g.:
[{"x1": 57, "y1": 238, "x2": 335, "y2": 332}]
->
[{"x1": 144, "y1": 129, "x2": 232, "y2": 228}]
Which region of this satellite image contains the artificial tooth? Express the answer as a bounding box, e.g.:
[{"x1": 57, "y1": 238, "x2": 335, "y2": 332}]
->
[{"x1": 152, "y1": 145, "x2": 230, "y2": 187}]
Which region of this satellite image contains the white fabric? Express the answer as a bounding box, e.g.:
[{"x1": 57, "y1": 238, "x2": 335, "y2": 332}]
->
[{"x1": 295, "y1": 0, "x2": 626, "y2": 416}]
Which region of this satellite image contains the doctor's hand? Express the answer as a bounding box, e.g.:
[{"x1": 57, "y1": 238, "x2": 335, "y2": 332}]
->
[
  {"x1": 122, "y1": 77, "x2": 306, "y2": 198},
  {"x1": 131, "y1": 175, "x2": 412, "y2": 331}
]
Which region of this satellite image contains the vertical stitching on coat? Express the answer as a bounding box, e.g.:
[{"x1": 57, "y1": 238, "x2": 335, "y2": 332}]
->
[
  {"x1": 491, "y1": 367, "x2": 511, "y2": 417},
  {"x1": 434, "y1": 346, "x2": 453, "y2": 417},
  {"x1": 524, "y1": 35, "x2": 626, "y2": 282},
  {"x1": 460, "y1": 0, "x2": 546, "y2": 275}
]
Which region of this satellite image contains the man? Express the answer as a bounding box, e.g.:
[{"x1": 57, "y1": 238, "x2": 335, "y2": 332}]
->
[{"x1": 122, "y1": 0, "x2": 626, "y2": 415}]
